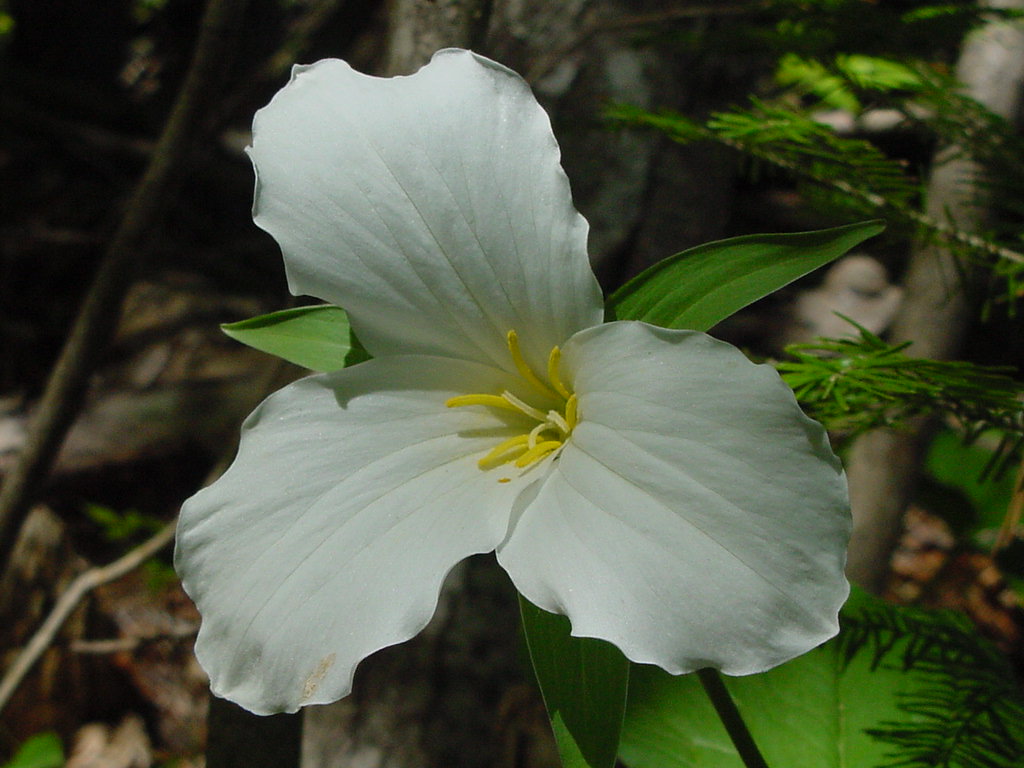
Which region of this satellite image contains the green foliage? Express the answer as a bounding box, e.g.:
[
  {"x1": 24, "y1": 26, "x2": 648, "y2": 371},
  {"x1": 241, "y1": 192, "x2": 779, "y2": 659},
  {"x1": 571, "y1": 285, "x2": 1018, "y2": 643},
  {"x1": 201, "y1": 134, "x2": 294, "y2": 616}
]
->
[
  {"x1": 761, "y1": 0, "x2": 1018, "y2": 58},
  {"x1": 142, "y1": 558, "x2": 180, "y2": 592},
  {"x1": 85, "y1": 504, "x2": 176, "y2": 590},
  {"x1": 769, "y1": 52, "x2": 1024, "y2": 288},
  {"x1": 619, "y1": 589, "x2": 1024, "y2": 768},
  {"x1": 1, "y1": 733, "x2": 63, "y2": 768},
  {"x1": 924, "y1": 428, "x2": 1019, "y2": 537},
  {"x1": 85, "y1": 503, "x2": 164, "y2": 542},
  {"x1": 221, "y1": 305, "x2": 369, "y2": 372},
  {"x1": 777, "y1": 322, "x2": 1024, "y2": 465},
  {"x1": 519, "y1": 597, "x2": 629, "y2": 768},
  {"x1": 608, "y1": 52, "x2": 1024, "y2": 302},
  {"x1": 836, "y1": 593, "x2": 1024, "y2": 768},
  {"x1": 607, "y1": 100, "x2": 918, "y2": 218},
  {"x1": 708, "y1": 99, "x2": 916, "y2": 202},
  {"x1": 922, "y1": 429, "x2": 1024, "y2": 591},
  {"x1": 649, "y1": 1, "x2": 1013, "y2": 70},
  {"x1": 605, "y1": 222, "x2": 884, "y2": 331},
  {"x1": 776, "y1": 52, "x2": 924, "y2": 111},
  {"x1": 776, "y1": 53, "x2": 860, "y2": 111},
  {"x1": 130, "y1": 0, "x2": 169, "y2": 23}
]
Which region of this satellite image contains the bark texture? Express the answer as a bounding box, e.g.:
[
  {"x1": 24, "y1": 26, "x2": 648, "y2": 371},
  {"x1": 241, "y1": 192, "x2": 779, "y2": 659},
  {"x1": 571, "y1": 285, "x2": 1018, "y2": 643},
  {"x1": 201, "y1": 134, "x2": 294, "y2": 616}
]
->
[
  {"x1": 381, "y1": 0, "x2": 492, "y2": 75},
  {"x1": 845, "y1": 1, "x2": 1024, "y2": 591}
]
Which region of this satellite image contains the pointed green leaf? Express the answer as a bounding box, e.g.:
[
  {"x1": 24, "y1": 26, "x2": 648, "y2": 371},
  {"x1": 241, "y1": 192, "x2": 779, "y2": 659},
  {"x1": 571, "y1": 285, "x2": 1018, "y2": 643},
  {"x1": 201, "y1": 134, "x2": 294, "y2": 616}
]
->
[
  {"x1": 520, "y1": 596, "x2": 630, "y2": 768},
  {"x1": 620, "y1": 588, "x2": 1024, "y2": 768},
  {"x1": 221, "y1": 305, "x2": 369, "y2": 372},
  {"x1": 606, "y1": 220, "x2": 885, "y2": 331}
]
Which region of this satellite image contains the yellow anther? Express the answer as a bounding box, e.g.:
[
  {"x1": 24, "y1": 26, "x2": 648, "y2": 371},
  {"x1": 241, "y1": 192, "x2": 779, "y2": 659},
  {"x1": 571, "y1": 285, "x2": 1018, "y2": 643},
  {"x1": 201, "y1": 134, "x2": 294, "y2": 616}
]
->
[
  {"x1": 546, "y1": 346, "x2": 572, "y2": 400},
  {"x1": 446, "y1": 394, "x2": 522, "y2": 412},
  {"x1": 565, "y1": 393, "x2": 578, "y2": 430},
  {"x1": 515, "y1": 440, "x2": 563, "y2": 468},
  {"x1": 478, "y1": 435, "x2": 530, "y2": 469},
  {"x1": 507, "y1": 330, "x2": 559, "y2": 399},
  {"x1": 449, "y1": 330, "x2": 580, "y2": 476}
]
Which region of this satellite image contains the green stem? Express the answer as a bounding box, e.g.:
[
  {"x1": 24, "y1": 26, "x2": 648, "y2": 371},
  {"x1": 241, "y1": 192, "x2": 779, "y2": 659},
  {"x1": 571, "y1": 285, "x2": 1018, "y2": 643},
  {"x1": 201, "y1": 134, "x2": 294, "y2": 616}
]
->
[{"x1": 697, "y1": 668, "x2": 770, "y2": 768}]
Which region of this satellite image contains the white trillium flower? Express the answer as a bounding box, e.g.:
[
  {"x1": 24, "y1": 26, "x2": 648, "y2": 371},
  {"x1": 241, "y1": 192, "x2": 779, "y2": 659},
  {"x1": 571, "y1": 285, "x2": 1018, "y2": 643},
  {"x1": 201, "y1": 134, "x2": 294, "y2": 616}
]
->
[{"x1": 175, "y1": 48, "x2": 850, "y2": 715}]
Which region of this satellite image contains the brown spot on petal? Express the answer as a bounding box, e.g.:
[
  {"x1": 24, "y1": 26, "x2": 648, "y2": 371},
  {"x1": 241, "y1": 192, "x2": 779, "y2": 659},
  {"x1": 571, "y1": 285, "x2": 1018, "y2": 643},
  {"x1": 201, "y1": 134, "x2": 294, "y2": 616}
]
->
[{"x1": 301, "y1": 653, "x2": 336, "y2": 702}]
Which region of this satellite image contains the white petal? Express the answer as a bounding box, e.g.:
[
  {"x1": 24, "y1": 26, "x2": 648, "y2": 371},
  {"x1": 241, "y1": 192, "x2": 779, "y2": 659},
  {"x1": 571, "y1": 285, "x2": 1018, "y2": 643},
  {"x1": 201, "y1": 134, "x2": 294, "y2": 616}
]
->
[
  {"x1": 249, "y1": 49, "x2": 603, "y2": 374},
  {"x1": 498, "y1": 321, "x2": 850, "y2": 676},
  {"x1": 175, "y1": 357, "x2": 534, "y2": 714}
]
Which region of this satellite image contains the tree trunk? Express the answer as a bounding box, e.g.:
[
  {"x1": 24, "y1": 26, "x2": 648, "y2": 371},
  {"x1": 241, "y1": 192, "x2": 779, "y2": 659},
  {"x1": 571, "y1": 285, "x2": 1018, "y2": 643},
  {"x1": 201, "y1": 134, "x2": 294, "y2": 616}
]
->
[{"x1": 845, "y1": 0, "x2": 1024, "y2": 592}]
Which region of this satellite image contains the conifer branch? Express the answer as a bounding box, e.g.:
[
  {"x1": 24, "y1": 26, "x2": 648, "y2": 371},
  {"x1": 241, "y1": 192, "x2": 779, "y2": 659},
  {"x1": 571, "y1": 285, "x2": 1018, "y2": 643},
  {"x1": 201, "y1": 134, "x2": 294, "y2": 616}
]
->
[{"x1": 606, "y1": 102, "x2": 1024, "y2": 268}]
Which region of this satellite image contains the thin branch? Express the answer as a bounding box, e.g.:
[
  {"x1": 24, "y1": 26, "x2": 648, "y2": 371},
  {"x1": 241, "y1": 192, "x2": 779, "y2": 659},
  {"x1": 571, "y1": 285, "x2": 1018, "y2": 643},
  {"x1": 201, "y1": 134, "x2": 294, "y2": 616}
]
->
[
  {"x1": 592, "y1": 3, "x2": 759, "y2": 29},
  {"x1": 0, "y1": 522, "x2": 176, "y2": 712},
  {"x1": 993, "y1": 456, "x2": 1024, "y2": 552},
  {"x1": 0, "y1": 350, "x2": 289, "y2": 714},
  {"x1": 70, "y1": 626, "x2": 198, "y2": 654},
  {"x1": 0, "y1": 0, "x2": 250, "y2": 574},
  {"x1": 527, "y1": 2, "x2": 759, "y2": 84},
  {"x1": 612, "y1": 106, "x2": 1024, "y2": 267},
  {"x1": 709, "y1": 133, "x2": 1024, "y2": 267}
]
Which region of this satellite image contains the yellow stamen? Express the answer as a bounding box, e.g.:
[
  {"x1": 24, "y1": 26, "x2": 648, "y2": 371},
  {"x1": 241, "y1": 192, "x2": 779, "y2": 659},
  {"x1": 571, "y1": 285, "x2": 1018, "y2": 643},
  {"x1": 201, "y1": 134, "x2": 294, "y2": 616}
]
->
[
  {"x1": 478, "y1": 434, "x2": 530, "y2": 469},
  {"x1": 508, "y1": 330, "x2": 559, "y2": 399},
  {"x1": 446, "y1": 394, "x2": 521, "y2": 412},
  {"x1": 547, "y1": 346, "x2": 572, "y2": 400},
  {"x1": 447, "y1": 331, "x2": 581, "y2": 479},
  {"x1": 514, "y1": 440, "x2": 563, "y2": 468},
  {"x1": 546, "y1": 410, "x2": 570, "y2": 435},
  {"x1": 501, "y1": 390, "x2": 547, "y2": 422},
  {"x1": 528, "y1": 421, "x2": 556, "y2": 448},
  {"x1": 565, "y1": 393, "x2": 578, "y2": 430}
]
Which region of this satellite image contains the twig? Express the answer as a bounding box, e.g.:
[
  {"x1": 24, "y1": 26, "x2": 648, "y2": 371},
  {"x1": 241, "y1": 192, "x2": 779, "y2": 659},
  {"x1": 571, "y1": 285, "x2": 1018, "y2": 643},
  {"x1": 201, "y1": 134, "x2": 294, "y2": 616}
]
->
[
  {"x1": 214, "y1": 0, "x2": 344, "y2": 127},
  {"x1": 760, "y1": 147, "x2": 1024, "y2": 267},
  {"x1": 0, "y1": 349, "x2": 289, "y2": 714},
  {"x1": 0, "y1": 522, "x2": 176, "y2": 712},
  {"x1": 706, "y1": 132, "x2": 1024, "y2": 267},
  {"x1": 993, "y1": 455, "x2": 1024, "y2": 553},
  {"x1": 0, "y1": 0, "x2": 250, "y2": 576},
  {"x1": 590, "y1": 3, "x2": 758, "y2": 29},
  {"x1": 70, "y1": 625, "x2": 198, "y2": 654},
  {"x1": 527, "y1": 2, "x2": 759, "y2": 84}
]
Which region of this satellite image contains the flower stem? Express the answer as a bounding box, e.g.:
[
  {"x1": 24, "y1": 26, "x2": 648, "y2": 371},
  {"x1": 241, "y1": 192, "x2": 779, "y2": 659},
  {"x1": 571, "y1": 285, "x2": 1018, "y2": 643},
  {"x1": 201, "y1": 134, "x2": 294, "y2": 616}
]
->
[{"x1": 697, "y1": 668, "x2": 771, "y2": 768}]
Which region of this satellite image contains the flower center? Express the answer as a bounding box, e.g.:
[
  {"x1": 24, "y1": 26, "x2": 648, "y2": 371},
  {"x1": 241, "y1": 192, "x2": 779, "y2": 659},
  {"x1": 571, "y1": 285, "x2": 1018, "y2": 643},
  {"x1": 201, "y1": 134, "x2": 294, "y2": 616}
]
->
[{"x1": 446, "y1": 330, "x2": 577, "y2": 475}]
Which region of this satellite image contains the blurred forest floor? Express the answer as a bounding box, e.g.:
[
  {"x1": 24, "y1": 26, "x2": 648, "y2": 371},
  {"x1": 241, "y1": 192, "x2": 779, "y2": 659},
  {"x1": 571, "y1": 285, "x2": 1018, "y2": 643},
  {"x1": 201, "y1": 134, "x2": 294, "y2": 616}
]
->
[{"x1": 1, "y1": 1, "x2": 1023, "y2": 766}]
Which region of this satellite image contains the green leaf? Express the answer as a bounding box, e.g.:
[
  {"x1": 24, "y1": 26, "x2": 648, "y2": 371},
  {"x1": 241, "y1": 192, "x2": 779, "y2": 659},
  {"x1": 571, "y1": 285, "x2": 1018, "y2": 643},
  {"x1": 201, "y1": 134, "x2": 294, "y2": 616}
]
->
[
  {"x1": 605, "y1": 220, "x2": 885, "y2": 332},
  {"x1": 835, "y1": 54, "x2": 922, "y2": 93},
  {"x1": 619, "y1": 589, "x2": 1024, "y2": 768},
  {"x1": 776, "y1": 53, "x2": 861, "y2": 112},
  {"x1": 221, "y1": 305, "x2": 369, "y2": 372},
  {"x1": 923, "y1": 428, "x2": 1019, "y2": 544},
  {"x1": 2, "y1": 733, "x2": 63, "y2": 768},
  {"x1": 519, "y1": 596, "x2": 630, "y2": 768}
]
